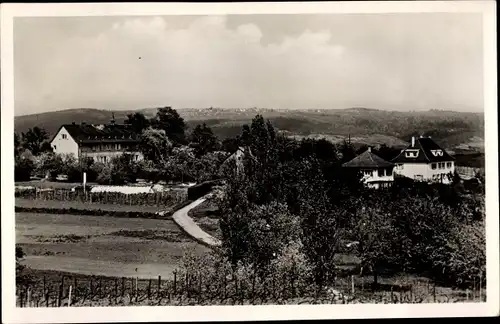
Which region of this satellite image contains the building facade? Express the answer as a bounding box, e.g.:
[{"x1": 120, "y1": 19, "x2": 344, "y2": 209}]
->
[
  {"x1": 391, "y1": 136, "x2": 455, "y2": 184},
  {"x1": 342, "y1": 147, "x2": 394, "y2": 189},
  {"x1": 50, "y1": 122, "x2": 143, "y2": 163}
]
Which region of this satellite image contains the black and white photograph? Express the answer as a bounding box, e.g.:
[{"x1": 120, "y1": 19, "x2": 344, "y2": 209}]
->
[{"x1": 1, "y1": 1, "x2": 498, "y2": 322}]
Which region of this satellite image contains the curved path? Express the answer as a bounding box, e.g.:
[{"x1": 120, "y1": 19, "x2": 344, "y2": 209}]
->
[{"x1": 171, "y1": 196, "x2": 222, "y2": 248}]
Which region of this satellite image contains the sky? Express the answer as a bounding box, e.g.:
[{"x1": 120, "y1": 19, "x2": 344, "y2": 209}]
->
[{"x1": 14, "y1": 13, "x2": 483, "y2": 116}]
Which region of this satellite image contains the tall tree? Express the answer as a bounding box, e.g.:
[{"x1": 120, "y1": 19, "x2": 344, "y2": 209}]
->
[
  {"x1": 125, "y1": 112, "x2": 151, "y2": 134},
  {"x1": 151, "y1": 107, "x2": 187, "y2": 144},
  {"x1": 21, "y1": 127, "x2": 51, "y2": 155},
  {"x1": 139, "y1": 128, "x2": 173, "y2": 164},
  {"x1": 189, "y1": 123, "x2": 219, "y2": 156}
]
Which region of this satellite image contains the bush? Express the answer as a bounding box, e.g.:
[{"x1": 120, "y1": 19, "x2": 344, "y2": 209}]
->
[
  {"x1": 15, "y1": 156, "x2": 35, "y2": 181},
  {"x1": 428, "y1": 222, "x2": 485, "y2": 288}
]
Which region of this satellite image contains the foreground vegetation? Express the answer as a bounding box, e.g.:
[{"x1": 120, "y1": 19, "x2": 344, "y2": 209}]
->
[{"x1": 15, "y1": 107, "x2": 486, "y2": 306}]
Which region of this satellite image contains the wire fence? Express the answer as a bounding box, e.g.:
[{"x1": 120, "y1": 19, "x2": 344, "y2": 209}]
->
[
  {"x1": 15, "y1": 188, "x2": 187, "y2": 207},
  {"x1": 16, "y1": 270, "x2": 487, "y2": 307}
]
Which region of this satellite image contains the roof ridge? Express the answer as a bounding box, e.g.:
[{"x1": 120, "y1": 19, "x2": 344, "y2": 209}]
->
[{"x1": 417, "y1": 138, "x2": 432, "y2": 162}]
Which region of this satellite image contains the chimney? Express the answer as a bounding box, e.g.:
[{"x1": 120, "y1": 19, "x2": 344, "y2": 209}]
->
[{"x1": 411, "y1": 136, "x2": 415, "y2": 147}]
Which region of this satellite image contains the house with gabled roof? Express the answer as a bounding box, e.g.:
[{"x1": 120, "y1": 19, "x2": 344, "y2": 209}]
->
[
  {"x1": 342, "y1": 147, "x2": 394, "y2": 189},
  {"x1": 391, "y1": 136, "x2": 455, "y2": 184},
  {"x1": 50, "y1": 122, "x2": 143, "y2": 163}
]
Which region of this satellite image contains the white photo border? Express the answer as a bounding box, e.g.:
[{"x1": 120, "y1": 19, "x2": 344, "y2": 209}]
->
[{"x1": 1, "y1": 1, "x2": 498, "y2": 323}]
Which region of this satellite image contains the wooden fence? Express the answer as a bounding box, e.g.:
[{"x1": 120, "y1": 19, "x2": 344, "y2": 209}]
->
[
  {"x1": 16, "y1": 271, "x2": 487, "y2": 307},
  {"x1": 15, "y1": 188, "x2": 187, "y2": 207}
]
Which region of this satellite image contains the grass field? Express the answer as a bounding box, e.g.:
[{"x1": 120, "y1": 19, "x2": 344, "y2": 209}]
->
[
  {"x1": 15, "y1": 198, "x2": 163, "y2": 214},
  {"x1": 16, "y1": 212, "x2": 210, "y2": 279}
]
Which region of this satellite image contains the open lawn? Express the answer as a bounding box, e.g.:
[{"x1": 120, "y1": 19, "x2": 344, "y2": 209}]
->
[
  {"x1": 15, "y1": 198, "x2": 162, "y2": 214},
  {"x1": 16, "y1": 212, "x2": 210, "y2": 279}
]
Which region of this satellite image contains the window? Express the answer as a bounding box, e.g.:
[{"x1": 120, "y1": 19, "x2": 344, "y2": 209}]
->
[
  {"x1": 431, "y1": 149, "x2": 443, "y2": 157},
  {"x1": 438, "y1": 162, "x2": 445, "y2": 169},
  {"x1": 447, "y1": 162, "x2": 452, "y2": 168},
  {"x1": 405, "y1": 150, "x2": 419, "y2": 158},
  {"x1": 431, "y1": 163, "x2": 437, "y2": 170},
  {"x1": 53, "y1": 145, "x2": 57, "y2": 150},
  {"x1": 378, "y1": 169, "x2": 384, "y2": 177},
  {"x1": 386, "y1": 168, "x2": 392, "y2": 176},
  {"x1": 62, "y1": 134, "x2": 67, "y2": 139},
  {"x1": 363, "y1": 170, "x2": 372, "y2": 176}
]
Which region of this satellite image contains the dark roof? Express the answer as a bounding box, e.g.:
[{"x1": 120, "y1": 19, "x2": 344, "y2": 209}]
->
[
  {"x1": 52, "y1": 123, "x2": 140, "y2": 144},
  {"x1": 392, "y1": 137, "x2": 455, "y2": 163},
  {"x1": 342, "y1": 149, "x2": 394, "y2": 168}
]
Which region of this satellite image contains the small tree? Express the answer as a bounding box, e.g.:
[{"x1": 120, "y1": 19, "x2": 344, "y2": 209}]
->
[
  {"x1": 189, "y1": 123, "x2": 220, "y2": 156},
  {"x1": 109, "y1": 153, "x2": 139, "y2": 185},
  {"x1": 21, "y1": 126, "x2": 51, "y2": 155},
  {"x1": 151, "y1": 106, "x2": 187, "y2": 145},
  {"x1": 139, "y1": 127, "x2": 173, "y2": 164},
  {"x1": 125, "y1": 112, "x2": 151, "y2": 134}
]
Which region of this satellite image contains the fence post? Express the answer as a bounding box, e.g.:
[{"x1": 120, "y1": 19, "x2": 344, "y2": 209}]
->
[
  {"x1": 351, "y1": 275, "x2": 355, "y2": 295},
  {"x1": 89, "y1": 278, "x2": 93, "y2": 295},
  {"x1": 479, "y1": 274, "x2": 482, "y2": 302},
  {"x1": 61, "y1": 275, "x2": 65, "y2": 299},
  {"x1": 433, "y1": 282, "x2": 436, "y2": 303},
  {"x1": 223, "y1": 270, "x2": 227, "y2": 300},
  {"x1": 173, "y1": 271, "x2": 177, "y2": 295},
  {"x1": 135, "y1": 277, "x2": 138, "y2": 302},
  {"x1": 114, "y1": 278, "x2": 118, "y2": 304},
  {"x1": 198, "y1": 274, "x2": 202, "y2": 303},
  {"x1": 121, "y1": 277, "x2": 125, "y2": 297},
  {"x1": 473, "y1": 277, "x2": 476, "y2": 300},
  {"x1": 147, "y1": 279, "x2": 152, "y2": 299},
  {"x1": 158, "y1": 275, "x2": 162, "y2": 299},
  {"x1": 68, "y1": 285, "x2": 72, "y2": 307},
  {"x1": 20, "y1": 289, "x2": 24, "y2": 308},
  {"x1": 27, "y1": 287, "x2": 31, "y2": 308},
  {"x1": 390, "y1": 286, "x2": 394, "y2": 303},
  {"x1": 57, "y1": 284, "x2": 62, "y2": 307},
  {"x1": 45, "y1": 287, "x2": 50, "y2": 307},
  {"x1": 43, "y1": 276, "x2": 46, "y2": 295}
]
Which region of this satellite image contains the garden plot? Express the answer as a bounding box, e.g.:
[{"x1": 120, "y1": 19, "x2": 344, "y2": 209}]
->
[{"x1": 16, "y1": 212, "x2": 211, "y2": 279}]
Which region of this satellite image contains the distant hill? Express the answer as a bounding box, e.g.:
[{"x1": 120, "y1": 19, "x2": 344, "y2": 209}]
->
[{"x1": 14, "y1": 107, "x2": 484, "y2": 151}]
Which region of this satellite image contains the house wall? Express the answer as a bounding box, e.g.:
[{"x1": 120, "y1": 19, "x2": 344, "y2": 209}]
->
[
  {"x1": 394, "y1": 161, "x2": 454, "y2": 183},
  {"x1": 50, "y1": 127, "x2": 79, "y2": 158},
  {"x1": 361, "y1": 167, "x2": 394, "y2": 187}
]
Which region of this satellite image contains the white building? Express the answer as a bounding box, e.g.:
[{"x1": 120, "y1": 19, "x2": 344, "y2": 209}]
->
[
  {"x1": 50, "y1": 122, "x2": 143, "y2": 163},
  {"x1": 342, "y1": 147, "x2": 394, "y2": 189},
  {"x1": 391, "y1": 136, "x2": 455, "y2": 184}
]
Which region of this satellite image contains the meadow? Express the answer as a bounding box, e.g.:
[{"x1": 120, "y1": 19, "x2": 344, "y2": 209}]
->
[{"x1": 16, "y1": 212, "x2": 210, "y2": 280}]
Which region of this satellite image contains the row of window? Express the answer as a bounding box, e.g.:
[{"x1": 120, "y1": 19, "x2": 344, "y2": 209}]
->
[
  {"x1": 395, "y1": 162, "x2": 453, "y2": 170},
  {"x1": 94, "y1": 154, "x2": 140, "y2": 163},
  {"x1": 362, "y1": 168, "x2": 393, "y2": 177},
  {"x1": 92, "y1": 143, "x2": 123, "y2": 151},
  {"x1": 431, "y1": 162, "x2": 453, "y2": 170}
]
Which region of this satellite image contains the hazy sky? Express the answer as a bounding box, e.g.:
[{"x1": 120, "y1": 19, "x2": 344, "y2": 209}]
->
[{"x1": 14, "y1": 13, "x2": 483, "y2": 116}]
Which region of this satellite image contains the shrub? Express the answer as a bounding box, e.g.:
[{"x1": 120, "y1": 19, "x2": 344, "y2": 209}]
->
[{"x1": 15, "y1": 156, "x2": 35, "y2": 181}]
